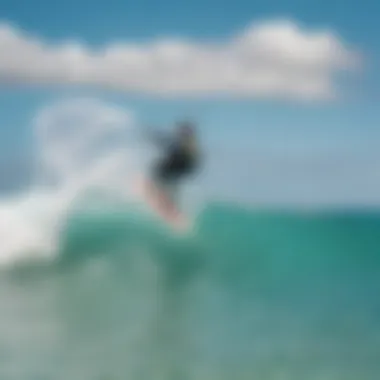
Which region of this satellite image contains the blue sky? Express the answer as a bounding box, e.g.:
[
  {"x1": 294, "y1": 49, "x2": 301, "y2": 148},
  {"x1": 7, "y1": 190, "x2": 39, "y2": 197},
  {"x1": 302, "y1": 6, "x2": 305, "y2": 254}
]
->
[
  {"x1": 0, "y1": 0, "x2": 378, "y2": 45},
  {"x1": 0, "y1": 0, "x2": 378, "y2": 205}
]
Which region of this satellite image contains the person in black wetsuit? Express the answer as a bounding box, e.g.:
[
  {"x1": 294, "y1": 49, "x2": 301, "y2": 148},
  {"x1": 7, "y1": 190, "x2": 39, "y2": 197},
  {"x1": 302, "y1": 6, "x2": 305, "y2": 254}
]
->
[{"x1": 146, "y1": 120, "x2": 200, "y2": 206}]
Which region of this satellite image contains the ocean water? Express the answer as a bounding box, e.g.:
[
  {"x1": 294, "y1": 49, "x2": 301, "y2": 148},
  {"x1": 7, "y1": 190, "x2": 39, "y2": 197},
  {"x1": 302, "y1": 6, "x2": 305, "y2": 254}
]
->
[
  {"x1": 1, "y1": 203, "x2": 380, "y2": 380},
  {"x1": 0, "y1": 98, "x2": 379, "y2": 379}
]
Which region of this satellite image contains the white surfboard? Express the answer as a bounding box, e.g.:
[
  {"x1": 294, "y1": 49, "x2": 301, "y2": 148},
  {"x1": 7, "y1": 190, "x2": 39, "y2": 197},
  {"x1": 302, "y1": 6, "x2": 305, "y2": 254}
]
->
[{"x1": 134, "y1": 177, "x2": 189, "y2": 232}]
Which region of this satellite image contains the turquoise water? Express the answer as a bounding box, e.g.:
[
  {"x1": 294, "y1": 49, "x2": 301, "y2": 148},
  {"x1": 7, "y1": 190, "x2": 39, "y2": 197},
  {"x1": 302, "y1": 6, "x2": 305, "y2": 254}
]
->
[{"x1": 1, "y1": 202, "x2": 380, "y2": 379}]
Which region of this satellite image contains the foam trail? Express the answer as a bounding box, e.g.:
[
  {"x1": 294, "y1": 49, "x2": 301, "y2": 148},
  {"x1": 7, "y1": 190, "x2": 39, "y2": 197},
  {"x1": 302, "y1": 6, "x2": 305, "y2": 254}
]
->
[{"x1": 0, "y1": 97, "x2": 142, "y2": 266}]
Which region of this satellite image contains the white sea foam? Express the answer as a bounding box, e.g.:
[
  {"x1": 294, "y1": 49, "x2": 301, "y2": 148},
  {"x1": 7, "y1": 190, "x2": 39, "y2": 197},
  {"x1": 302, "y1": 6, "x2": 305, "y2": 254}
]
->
[{"x1": 0, "y1": 97, "x2": 144, "y2": 265}]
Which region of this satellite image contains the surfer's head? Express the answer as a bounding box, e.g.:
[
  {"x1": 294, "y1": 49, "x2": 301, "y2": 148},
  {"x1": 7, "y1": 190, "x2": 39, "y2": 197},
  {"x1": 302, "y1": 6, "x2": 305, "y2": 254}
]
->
[
  {"x1": 176, "y1": 120, "x2": 198, "y2": 156},
  {"x1": 176, "y1": 120, "x2": 196, "y2": 138}
]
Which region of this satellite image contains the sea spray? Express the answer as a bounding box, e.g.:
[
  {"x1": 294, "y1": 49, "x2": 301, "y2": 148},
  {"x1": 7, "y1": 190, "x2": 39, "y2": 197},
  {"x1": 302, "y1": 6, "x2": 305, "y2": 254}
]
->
[{"x1": 0, "y1": 97, "x2": 143, "y2": 265}]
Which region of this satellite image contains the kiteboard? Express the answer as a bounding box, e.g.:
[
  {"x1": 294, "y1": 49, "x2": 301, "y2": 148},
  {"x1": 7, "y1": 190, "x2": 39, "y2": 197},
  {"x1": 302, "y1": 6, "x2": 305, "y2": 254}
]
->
[{"x1": 135, "y1": 176, "x2": 189, "y2": 232}]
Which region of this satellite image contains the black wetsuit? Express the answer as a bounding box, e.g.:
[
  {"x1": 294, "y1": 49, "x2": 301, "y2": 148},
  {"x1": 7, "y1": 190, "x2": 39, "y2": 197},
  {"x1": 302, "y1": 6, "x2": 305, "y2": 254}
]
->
[
  {"x1": 154, "y1": 142, "x2": 197, "y2": 182},
  {"x1": 151, "y1": 132, "x2": 198, "y2": 184}
]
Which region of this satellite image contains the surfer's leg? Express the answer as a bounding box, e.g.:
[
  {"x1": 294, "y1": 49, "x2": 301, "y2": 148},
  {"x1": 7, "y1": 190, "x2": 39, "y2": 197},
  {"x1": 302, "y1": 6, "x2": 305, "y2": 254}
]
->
[
  {"x1": 156, "y1": 181, "x2": 177, "y2": 214},
  {"x1": 153, "y1": 180, "x2": 181, "y2": 218},
  {"x1": 149, "y1": 159, "x2": 184, "y2": 214},
  {"x1": 166, "y1": 180, "x2": 179, "y2": 206}
]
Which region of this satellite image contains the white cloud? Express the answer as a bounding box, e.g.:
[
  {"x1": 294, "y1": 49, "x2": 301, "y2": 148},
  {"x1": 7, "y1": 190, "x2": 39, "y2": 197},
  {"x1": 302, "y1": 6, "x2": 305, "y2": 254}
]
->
[{"x1": 0, "y1": 19, "x2": 360, "y2": 100}]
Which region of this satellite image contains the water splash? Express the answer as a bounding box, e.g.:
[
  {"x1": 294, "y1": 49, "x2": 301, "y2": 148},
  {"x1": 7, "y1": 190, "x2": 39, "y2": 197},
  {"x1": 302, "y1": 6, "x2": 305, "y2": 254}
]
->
[{"x1": 0, "y1": 97, "x2": 143, "y2": 265}]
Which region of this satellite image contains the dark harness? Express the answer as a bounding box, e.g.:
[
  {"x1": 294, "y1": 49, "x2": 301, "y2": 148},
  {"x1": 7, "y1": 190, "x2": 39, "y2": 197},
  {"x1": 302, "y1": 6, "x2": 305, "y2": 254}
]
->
[{"x1": 155, "y1": 144, "x2": 197, "y2": 181}]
